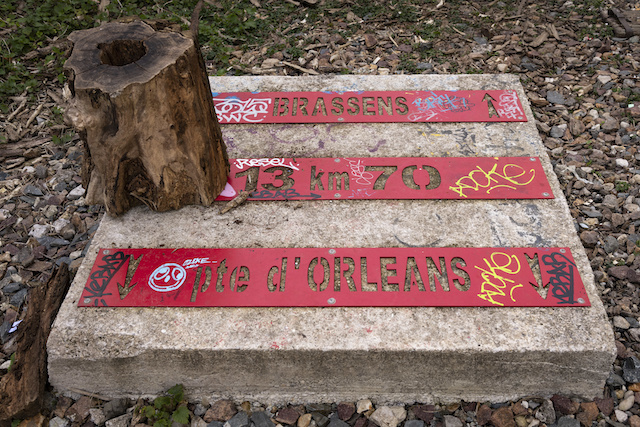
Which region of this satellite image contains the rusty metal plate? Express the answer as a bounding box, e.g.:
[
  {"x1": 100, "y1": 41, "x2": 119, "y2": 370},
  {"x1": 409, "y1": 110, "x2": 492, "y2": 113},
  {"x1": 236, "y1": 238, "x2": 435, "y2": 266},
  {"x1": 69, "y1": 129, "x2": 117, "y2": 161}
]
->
[
  {"x1": 79, "y1": 247, "x2": 589, "y2": 308},
  {"x1": 215, "y1": 157, "x2": 554, "y2": 201},
  {"x1": 212, "y1": 90, "x2": 527, "y2": 124}
]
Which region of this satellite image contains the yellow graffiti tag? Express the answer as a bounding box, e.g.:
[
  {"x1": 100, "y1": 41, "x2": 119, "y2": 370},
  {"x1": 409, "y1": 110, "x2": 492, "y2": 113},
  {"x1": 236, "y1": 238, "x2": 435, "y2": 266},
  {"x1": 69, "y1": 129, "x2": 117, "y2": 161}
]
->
[
  {"x1": 474, "y1": 252, "x2": 524, "y2": 306},
  {"x1": 449, "y1": 162, "x2": 536, "y2": 198}
]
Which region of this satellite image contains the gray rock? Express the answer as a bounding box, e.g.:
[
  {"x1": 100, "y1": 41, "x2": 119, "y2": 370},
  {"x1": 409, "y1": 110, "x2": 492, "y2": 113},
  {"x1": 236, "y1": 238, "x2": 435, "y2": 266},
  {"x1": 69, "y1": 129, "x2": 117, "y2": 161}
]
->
[
  {"x1": 105, "y1": 413, "x2": 132, "y2": 427},
  {"x1": 557, "y1": 416, "x2": 580, "y2": 427},
  {"x1": 550, "y1": 125, "x2": 567, "y2": 138},
  {"x1": 614, "y1": 316, "x2": 631, "y2": 330},
  {"x1": 0, "y1": 321, "x2": 12, "y2": 344},
  {"x1": 89, "y1": 408, "x2": 107, "y2": 426},
  {"x1": 42, "y1": 204, "x2": 58, "y2": 219},
  {"x1": 328, "y1": 418, "x2": 349, "y2": 427},
  {"x1": 225, "y1": 412, "x2": 249, "y2": 427},
  {"x1": 521, "y1": 59, "x2": 538, "y2": 71},
  {"x1": 627, "y1": 317, "x2": 640, "y2": 328},
  {"x1": 535, "y1": 399, "x2": 556, "y2": 424},
  {"x1": 37, "y1": 236, "x2": 70, "y2": 248},
  {"x1": 597, "y1": 75, "x2": 612, "y2": 85},
  {"x1": 546, "y1": 91, "x2": 566, "y2": 105},
  {"x1": 443, "y1": 415, "x2": 463, "y2": 427},
  {"x1": 603, "y1": 194, "x2": 619, "y2": 210},
  {"x1": 103, "y1": 398, "x2": 129, "y2": 420},
  {"x1": 615, "y1": 409, "x2": 628, "y2": 423},
  {"x1": 416, "y1": 62, "x2": 433, "y2": 71},
  {"x1": 195, "y1": 404, "x2": 208, "y2": 417},
  {"x1": 603, "y1": 117, "x2": 619, "y2": 132},
  {"x1": 252, "y1": 412, "x2": 276, "y2": 427},
  {"x1": 67, "y1": 185, "x2": 86, "y2": 200},
  {"x1": 404, "y1": 421, "x2": 425, "y2": 427},
  {"x1": 208, "y1": 422, "x2": 224, "y2": 427},
  {"x1": 52, "y1": 218, "x2": 70, "y2": 233},
  {"x1": 311, "y1": 412, "x2": 329, "y2": 427},
  {"x1": 29, "y1": 224, "x2": 50, "y2": 238},
  {"x1": 10, "y1": 288, "x2": 28, "y2": 307},
  {"x1": 604, "y1": 235, "x2": 619, "y2": 253},
  {"x1": 583, "y1": 209, "x2": 602, "y2": 218},
  {"x1": 49, "y1": 417, "x2": 70, "y2": 427},
  {"x1": 2, "y1": 282, "x2": 23, "y2": 293},
  {"x1": 24, "y1": 185, "x2": 44, "y2": 197},
  {"x1": 616, "y1": 158, "x2": 629, "y2": 168},
  {"x1": 607, "y1": 372, "x2": 626, "y2": 387},
  {"x1": 623, "y1": 356, "x2": 640, "y2": 383},
  {"x1": 369, "y1": 407, "x2": 406, "y2": 427},
  {"x1": 618, "y1": 394, "x2": 635, "y2": 411},
  {"x1": 193, "y1": 416, "x2": 209, "y2": 427},
  {"x1": 12, "y1": 246, "x2": 34, "y2": 267},
  {"x1": 307, "y1": 404, "x2": 332, "y2": 415},
  {"x1": 35, "y1": 164, "x2": 48, "y2": 179}
]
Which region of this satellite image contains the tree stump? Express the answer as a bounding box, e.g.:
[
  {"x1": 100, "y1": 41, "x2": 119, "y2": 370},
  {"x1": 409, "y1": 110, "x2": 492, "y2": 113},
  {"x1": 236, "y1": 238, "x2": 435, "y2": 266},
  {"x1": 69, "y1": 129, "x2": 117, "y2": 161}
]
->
[{"x1": 64, "y1": 21, "x2": 229, "y2": 216}]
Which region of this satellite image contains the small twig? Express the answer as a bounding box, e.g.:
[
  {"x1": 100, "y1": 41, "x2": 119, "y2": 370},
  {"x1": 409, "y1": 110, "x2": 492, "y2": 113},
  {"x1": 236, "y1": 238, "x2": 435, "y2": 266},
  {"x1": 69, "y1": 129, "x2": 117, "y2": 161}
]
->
[
  {"x1": 281, "y1": 60, "x2": 319, "y2": 75},
  {"x1": 25, "y1": 103, "x2": 44, "y2": 128},
  {"x1": 283, "y1": 0, "x2": 301, "y2": 5},
  {"x1": 450, "y1": 26, "x2": 471, "y2": 41},
  {"x1": 220, "y1": 190, "x2": 250, "y2": 214},
  {"x1": 281, "y1": 23, "x2": 300, "y2": 35},
  {"x1": 516, "y1": 0, "x2": 527, "y2": 16},
  {"x1": 388, "y1": 34, "x2": 399, "y2": 48},
  {"x1": 7, "y1": 98, "x2": 27, "y2": 122},
  {"x1": 67, "y1": 387, "x2": 111, "y2": 401}
]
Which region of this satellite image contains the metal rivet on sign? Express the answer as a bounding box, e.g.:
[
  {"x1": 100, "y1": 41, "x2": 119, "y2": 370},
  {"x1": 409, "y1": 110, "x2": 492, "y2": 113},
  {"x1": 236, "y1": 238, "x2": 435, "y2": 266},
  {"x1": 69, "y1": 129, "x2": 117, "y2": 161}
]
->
[
  {"x1": 518, "y1": 116, "x2": 524, "y2": 120},
  {"x1": 338, "y1": 117, "x2": 344, "y2": 121},
  {"x1": 335, "y1": 193, "x2": 341, "y2": 198},
  {"x1": 542, "y1": 192, "x2": 550, "y2": 197},
  {"x1": 84, "y1": 298, "x2": 91, "y2": 304},
  {"x1": 329, "y1": 249, "x2": 336, "y2": 254},
  {"x1": 529, "y1": 157, "x2": 536, "y2": 162},
  {"x1": 334, "y1": 158, "x2": 340, "y2": 162},
  {"x1": 327, "y1": 298, "x2": 336, "y2": 305},
  {"x1": 560, "y1": 249, "x2": 566, "y2": 253},
  {"x1": 578, "y1": 298, "x2": 585, "y2": 304},
  {"x1": 103, "y1": 250, "x2": 110, "y2": 255}
]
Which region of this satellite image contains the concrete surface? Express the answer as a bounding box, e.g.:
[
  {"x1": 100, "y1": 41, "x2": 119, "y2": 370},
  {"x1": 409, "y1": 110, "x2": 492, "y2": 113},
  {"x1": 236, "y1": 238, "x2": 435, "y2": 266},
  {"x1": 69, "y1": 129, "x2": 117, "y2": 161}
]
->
[{"x1": 48, "y1": 75, "x2": 615, "y2": 404}]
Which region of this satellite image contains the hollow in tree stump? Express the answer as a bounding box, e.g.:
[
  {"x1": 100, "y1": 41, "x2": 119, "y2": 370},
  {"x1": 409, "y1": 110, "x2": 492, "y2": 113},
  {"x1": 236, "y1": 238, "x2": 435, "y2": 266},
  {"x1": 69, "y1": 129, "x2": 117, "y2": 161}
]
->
[{"x1": 64, "y1": 21, "x2": 229, "y2": 216}]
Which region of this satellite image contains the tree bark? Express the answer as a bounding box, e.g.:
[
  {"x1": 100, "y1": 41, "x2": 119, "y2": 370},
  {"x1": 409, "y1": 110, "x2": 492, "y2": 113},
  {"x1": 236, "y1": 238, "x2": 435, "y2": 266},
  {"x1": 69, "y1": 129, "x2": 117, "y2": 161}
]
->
[
  {"x1": 0, "y1": 265, "x2": 70, "y2": 426},
  {"x1": 64, "y1": 21, "x2": 229, "y2": 216}
]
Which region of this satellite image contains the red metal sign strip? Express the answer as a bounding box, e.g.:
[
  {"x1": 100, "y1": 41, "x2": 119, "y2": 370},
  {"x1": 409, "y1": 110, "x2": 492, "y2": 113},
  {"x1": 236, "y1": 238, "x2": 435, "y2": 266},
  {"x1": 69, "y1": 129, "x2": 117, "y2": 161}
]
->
[
  {"x1": 215, "y1": 157, "x2": 554, "y2": 201},
  {"x1": 80, "y1": 247, "x2": 588, "y2": 308},
  {"x1": 212, "y1": 90, "x2": 526, "y2": 124}
]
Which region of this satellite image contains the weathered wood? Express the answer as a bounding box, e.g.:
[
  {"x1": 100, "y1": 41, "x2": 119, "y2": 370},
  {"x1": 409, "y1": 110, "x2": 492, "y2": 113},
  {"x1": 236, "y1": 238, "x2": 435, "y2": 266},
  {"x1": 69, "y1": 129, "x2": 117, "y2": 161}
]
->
[
  {"x1": 64, "y1": 21, "x2": 229, "y2": 216},
  {"x1": 0, "y1": 264, "x2": 71, "y2": 426}
]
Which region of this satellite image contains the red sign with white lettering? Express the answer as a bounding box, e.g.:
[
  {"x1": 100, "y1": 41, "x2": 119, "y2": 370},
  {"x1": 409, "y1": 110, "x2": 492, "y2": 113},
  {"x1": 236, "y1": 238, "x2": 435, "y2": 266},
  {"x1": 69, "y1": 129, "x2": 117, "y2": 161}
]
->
[
  {"x1": 215, "y1": 157, "x2": 553, "y2": 201},
  {"x1": 212, "y1": 90, "x2": 526, "y2": 124},
  {"x1": 80, "y1": 247, "x2": 589, "y2": 308}
]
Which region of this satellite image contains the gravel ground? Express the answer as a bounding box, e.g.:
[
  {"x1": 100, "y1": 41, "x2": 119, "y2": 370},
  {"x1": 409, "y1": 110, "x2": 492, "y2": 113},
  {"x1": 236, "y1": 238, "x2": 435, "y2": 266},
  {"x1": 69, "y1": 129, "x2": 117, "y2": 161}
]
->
[{"x1": 2, "y1": 0, "x2": 640, "y2": 426}]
